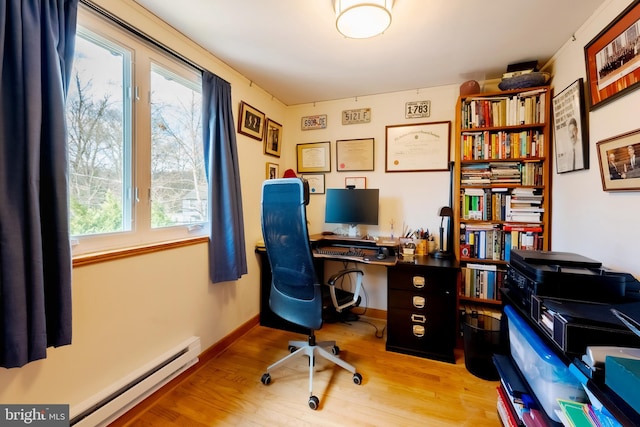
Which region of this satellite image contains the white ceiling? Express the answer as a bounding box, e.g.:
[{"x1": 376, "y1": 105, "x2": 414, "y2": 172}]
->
[{"x1": 133, "y1": 0, "x2": 606, "y2": 106}]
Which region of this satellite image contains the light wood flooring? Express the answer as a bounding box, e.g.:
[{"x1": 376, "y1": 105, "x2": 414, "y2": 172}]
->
[{"x1": 111, "y1": 318, "x2": 501, "y2": 426}]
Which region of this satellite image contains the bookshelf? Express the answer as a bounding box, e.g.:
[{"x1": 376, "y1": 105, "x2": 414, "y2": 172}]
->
[{"x1": 453, "y1": 86, "x2": 552, "y2": 317}]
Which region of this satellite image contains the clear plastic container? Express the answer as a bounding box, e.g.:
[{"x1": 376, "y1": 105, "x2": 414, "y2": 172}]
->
[{"x1": 504, "y1": 305, "x2": 586, "y2": 422}]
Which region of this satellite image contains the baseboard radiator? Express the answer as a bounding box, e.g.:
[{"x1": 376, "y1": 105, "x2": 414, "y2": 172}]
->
[{"x1": 70, "y1": 336, "x2": 201, "y2": 427}]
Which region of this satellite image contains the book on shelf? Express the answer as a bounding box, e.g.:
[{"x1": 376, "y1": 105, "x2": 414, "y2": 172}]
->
[{"x1": 462, "y1": 262, "x2": 505, "y2": 300}]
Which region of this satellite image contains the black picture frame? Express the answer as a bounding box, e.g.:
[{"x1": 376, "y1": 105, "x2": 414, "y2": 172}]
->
[
  {"x1": 584, "y1": 0, "x2": 640, "y2": 110},
  {"x1": 552, "y1": 78, "x2": 589, "y2": 173}
]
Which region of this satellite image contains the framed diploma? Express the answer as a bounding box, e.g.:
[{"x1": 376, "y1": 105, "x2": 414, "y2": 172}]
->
[
  {"x1": 296, "y1": 141, "x2": 331, "y2": 173},
  {"x1": 385, "y1": 121, "x2": 451, "y2": 172},
  {"x1": 336, "y1": 138, "x2": 374, "y2": 171}
]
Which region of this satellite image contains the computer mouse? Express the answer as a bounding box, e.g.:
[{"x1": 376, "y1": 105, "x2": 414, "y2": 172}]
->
[{"x1": 376, "y1": 253, "x2": 386, "y2": 260}]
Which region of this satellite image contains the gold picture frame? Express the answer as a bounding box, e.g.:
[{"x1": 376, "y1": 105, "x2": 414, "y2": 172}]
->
[
  {"x1": 266, "y1": 162, "x2": 279, "y2": 180},
  {"x1": 596, "y1": 128, "x2": 640, "y2": 191},
  {"x1": 264, "y1": 119, "x2": 282, "y2": 157},
  {"x1": 238, "y1": 101, "x2": 265, "y2": 140},
  {"x1": 296, "y1": 141, "x2": 331, "y2": 173}
]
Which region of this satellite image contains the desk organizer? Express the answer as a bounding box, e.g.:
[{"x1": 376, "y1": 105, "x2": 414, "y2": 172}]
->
[{"x1": 504, "y1": 305, "x2": 586, "y2": 422}]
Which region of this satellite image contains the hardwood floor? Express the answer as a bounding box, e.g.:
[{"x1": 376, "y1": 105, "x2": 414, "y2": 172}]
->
[{"x1": 111, "y1": 318, "x2": 501, "y2": 426}]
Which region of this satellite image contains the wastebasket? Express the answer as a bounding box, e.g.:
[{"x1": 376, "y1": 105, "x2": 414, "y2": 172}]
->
[{"x1": 463, "y1": 313, "x2": 501, "y2": 380}]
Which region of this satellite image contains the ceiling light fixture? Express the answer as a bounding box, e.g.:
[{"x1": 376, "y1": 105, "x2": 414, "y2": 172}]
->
[{"x1": 335, "y1": 0, "x2": 393, "y2": 39}]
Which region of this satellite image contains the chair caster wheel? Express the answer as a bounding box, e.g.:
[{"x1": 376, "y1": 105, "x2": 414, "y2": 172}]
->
[
  {"x1": 331, "y1": 345, "x2": 340, "y2": 355},
  {"x1": 288, "y1": 345, "x2": 297, "y2": 353},
  {"x1": 308, "y1": 395, "x2": 319, "y2": 410},
  {"x1": 261, "y1": 373, "x2": 271, "y2": 385},
  {"x1": 353, "y1": 373, "x2": 362, "y2": 385}
]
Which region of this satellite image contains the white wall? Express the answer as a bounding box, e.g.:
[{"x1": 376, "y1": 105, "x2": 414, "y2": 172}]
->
[
  {"x1": 547, "y1": 0, "x2": 640, "y2": 277},
  {"x1": 284, "y1": 86, "x2": 458, "y2": 309}
]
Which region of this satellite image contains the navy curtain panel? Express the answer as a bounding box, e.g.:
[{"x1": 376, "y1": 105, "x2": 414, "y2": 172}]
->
[
  {"x1": 202, "y1": 71, "x2": 248, "y2": 283},
  {"x1": 0, "y1": 0, "x2": 77, "y2": 368}
]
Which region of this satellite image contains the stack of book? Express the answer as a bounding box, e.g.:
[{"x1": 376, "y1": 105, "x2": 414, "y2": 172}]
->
[
  {"x1": 461, "y1": 163, "x2": 491, "y2": 185},
  {"x1": 490, "y1": 162, "x2": 521, "y2": 184},
  {"x1": 505, "y1": 188, "x2": 543, "y2": 222}
]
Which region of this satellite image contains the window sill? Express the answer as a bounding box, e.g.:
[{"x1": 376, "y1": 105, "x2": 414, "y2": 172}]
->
[{"x1": 72, "y1": 236, "x2": 209, "y2": 267}]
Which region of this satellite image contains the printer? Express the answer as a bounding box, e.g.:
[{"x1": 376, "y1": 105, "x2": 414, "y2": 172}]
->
[{"x1": 505, "y1": 249, "x2": 640, "y2": 356}]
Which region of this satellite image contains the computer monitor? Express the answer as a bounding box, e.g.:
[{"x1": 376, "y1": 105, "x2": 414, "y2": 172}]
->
[{"x1": 325, "y1": 188, "x2": 379, "y2": 237}]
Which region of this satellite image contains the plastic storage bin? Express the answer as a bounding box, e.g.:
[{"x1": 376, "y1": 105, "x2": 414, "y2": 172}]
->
[
  {"x1": 463, "y1": 313, "x2": 501, "y2": 380},
  {"x1": 504, "y1": 305, "x2": 586, "y2": 422}
]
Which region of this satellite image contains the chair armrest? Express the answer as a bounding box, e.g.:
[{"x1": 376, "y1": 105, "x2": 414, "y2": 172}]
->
[
  {"x1": 327, "y1": 268, "x2": 363, "y2": 287},
  {"x1": 326, "y1": 268, "x2": 364, "y2": 312}
]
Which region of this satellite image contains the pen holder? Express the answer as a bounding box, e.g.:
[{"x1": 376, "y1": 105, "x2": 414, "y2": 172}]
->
[
  {"x1": 427, "y1": 240, "x2": 437, "y2": 255},
  {"x1": 415, "y1": 239, "x2": 426, "y2": 255}
]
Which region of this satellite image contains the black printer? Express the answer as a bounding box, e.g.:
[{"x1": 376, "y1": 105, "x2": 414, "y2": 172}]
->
[
  {"x1": 506, "y1": 249, "x2": 640, "y2": 311},
  {"x1": 505, "y1": 249, "x2": 640, "y2": 356}
]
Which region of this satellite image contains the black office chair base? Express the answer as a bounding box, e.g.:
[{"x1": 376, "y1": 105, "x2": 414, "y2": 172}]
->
[{"x1": 260, "y1": 332, "x2": 362, "y2": 410}]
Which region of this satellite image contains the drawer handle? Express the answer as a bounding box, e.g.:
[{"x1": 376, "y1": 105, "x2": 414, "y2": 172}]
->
[
  {"x1": 412, "y1": 276, "x2": 425, "y2": 288},
  {"x1": 413, "y1": 296, "x2": 425, "y2": 308},
  {"x1": 413, "y1": 324, "x2": 425, "y2": 337},
  {"x1": 411, "y1": 314, "x2": 426, "y2": 323}
]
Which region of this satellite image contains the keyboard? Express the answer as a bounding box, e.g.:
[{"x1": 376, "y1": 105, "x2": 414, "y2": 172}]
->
[{"x1": 315, "y1": 247, "x2": 366, "y2": 258}]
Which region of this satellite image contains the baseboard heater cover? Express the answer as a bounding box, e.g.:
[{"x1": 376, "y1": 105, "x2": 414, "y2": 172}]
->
[{"x1": 70, "y1": 336, "x2": 201, "y2": 427}]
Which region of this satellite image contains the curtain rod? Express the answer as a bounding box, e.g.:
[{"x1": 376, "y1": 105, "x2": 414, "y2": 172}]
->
[{"x1": 79, "y1": 0, "x2": 204, "y2": 73}]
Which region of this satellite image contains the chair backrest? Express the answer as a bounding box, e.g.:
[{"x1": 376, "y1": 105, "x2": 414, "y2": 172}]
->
[{"x1": 261, "y1": 178, "x2": 322, "y2": 330}]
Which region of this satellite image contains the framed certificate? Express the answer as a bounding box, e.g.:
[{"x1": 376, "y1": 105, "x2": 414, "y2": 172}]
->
[
  {"x1": 385, "y1": 121, "x2": 451, "y2": 172},
  {"x1": 336, "y1": 138, "x2": 374, "y2": 171},
  {"x1": 296, "y1": 141, "x2": 331, "y2": 173}
]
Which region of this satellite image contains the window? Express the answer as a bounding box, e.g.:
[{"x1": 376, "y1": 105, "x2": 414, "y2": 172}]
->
[{"x1": 67, "y1": 7, "x2": 208, "y2": 255}]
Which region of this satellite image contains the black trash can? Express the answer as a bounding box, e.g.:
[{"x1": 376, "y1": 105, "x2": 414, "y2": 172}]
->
[{"x1": 463, "y1": 313, "x2": 501, "y2": 380}]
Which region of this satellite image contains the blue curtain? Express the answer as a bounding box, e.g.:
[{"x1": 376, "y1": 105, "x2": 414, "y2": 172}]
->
[
  {"x1": 202, "y1": 71, "x2": 248, "y2": 283},
  {"x1": 0, "y1": 0, "x2": 77, "y2": 368}
]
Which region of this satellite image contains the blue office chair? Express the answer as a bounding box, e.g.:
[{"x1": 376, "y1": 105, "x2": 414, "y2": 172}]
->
[{"x1": 260, "y1": 178, "x2": 363, "y2": 410}]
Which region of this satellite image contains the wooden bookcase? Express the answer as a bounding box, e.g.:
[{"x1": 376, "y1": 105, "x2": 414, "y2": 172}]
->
[{"x1": 453, "y1": 85, "x2": 552, "y2": 317}]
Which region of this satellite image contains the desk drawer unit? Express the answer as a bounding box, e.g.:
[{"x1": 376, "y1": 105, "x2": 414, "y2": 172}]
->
[{"x1": 386, "y1": 262, "x2": 457, "y2": 363}]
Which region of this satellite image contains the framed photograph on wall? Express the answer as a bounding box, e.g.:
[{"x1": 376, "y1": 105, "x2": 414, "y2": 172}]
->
[
  {"x1": 584, "y1": 0, "x2": 640, "y2": 110},
  {"x1": 266, "y1": 162, "x2": 279, "y2": 180},
  {"x1": 385, "y1": 121, "x2": 451, "y2": 172},
  {"x1": 553, "y1": 78, "x2": 589, "y2": 173},
  {"x1": 296, "y1": 141, "x2": 331, "y2": 173},
  {"x1": 596, "y1": 128, "x2": 640, "y2": 191},
  {"x1": 336, "y1": 138, "x2": 374, "y2": 171},
  {"x1": 301, "y1": 174, "x2": 325, "y2": 194},
  {"x1": 264, "y1": 119, "x2": 282, "y2": 157},
  {"x1": 238, "y1": 101, "x2": 265, "y2": 140}
]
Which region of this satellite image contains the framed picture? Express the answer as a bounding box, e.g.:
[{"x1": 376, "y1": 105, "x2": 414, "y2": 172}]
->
[
  {"x1": 301, "y1": 174, "x2": 325, "y2": 194},
  {"x1": 584, "y1": 0, "x2": 640, "y2": 110},
  {"x1": 345, "y1": 177, "x2": 366, "y2": 189},
  {"x1": 385, "y1": 121, "x2": 451, "y2": 172},
  {"x1": 296, "y1": 141, "x2": 331, "y2": 173},
  {"x1": 264, "y1": 119, "x2": 282, "y2": 157},
  {"x1": 336, "y1": 138, "x2": 374, "y2": 171},
  {"x1": 553, "y1": 78, "x2": 589, "y2": 173},
  {"x1": 266, "y1": 162, "x2": 279, "y2": 180},
  {"x1": 596, "y1": 128, "x2": 640, "y2": 191},
  {"x1": 238, "y1": 101, "x2": 265, "y2": 140}
]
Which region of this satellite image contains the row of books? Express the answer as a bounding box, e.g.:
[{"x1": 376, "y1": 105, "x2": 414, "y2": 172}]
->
[
  {"x1": 460, "y1": 89, "x2": 546, "y2": 129},
  {"x1": 461, "y1": 188, "x2": 544, "y2": 221},
  {"x1": 460, "y1": 162, "x2": 544, "y2": 186},
  {"x1": 461, "y1": 263, "x2": 505, "y2": 300},
  {"x1": 459, "y1": 223, "x2": 544, "y2": 261},
  {"x1": 460, "y1": 130, "x2": 545, "y2": 160}
]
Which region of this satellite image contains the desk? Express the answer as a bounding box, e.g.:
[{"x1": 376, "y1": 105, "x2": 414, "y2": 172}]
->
[{"x1": 256, "y1": 234, "x2": 460, "y2": 363}]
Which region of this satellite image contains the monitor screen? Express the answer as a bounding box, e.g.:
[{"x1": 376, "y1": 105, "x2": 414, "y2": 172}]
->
[{"x1": 325, "y1": 188, "x2": 379, "y2": 226}]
